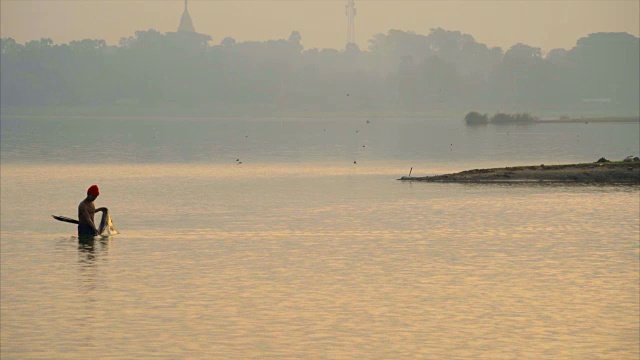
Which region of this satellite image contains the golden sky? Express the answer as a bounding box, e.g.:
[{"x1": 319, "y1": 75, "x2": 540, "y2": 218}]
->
[{"x1": 1, "y1": 0, "x2": 638, "y2": 51}]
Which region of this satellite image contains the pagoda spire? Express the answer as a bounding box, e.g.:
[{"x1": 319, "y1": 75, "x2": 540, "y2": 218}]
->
[{"x1": 177, "y1": 0, "x2": 196, "y2": 33}]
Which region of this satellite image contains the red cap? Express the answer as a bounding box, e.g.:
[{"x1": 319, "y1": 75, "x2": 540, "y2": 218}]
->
[{"x1": 87, "y1": 185, "x2": 100, "y2": 197}]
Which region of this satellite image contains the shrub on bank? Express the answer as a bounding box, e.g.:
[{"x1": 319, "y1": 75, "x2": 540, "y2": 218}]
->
[
  {"x1": 464, "y1": 111, "x2": 489, "y2": 124},
  {"x1": 490, "y1": 112, "x2": 538, "y2": 123}
]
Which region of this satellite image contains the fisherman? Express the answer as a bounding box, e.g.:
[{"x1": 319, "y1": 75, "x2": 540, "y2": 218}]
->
[{"x1": 78, "y1": 185, "x2": 107, "y2": 237}]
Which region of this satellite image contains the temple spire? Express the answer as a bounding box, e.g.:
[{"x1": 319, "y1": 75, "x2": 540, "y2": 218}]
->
[{"x1": 177, "y1": 0, "x2": 196, "y2": 33}]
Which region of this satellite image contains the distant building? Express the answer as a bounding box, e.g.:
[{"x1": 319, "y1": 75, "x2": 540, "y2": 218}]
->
[
  {"x1": 166, "y1": 0, "x2": 212, "y2": 49},
  {"x1": 177, "y1": 0, "x2": 196, "y2": 33},
  {"x1": 345, "y1": 0, "x2": 356, "y2": 48}
]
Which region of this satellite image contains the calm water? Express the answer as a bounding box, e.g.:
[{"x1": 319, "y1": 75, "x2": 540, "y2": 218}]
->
[{"x1": 1, "y1": 115, "x2": 639, "y2": 359}]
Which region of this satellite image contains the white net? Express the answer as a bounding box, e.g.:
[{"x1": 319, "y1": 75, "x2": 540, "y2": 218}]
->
[{"x1": 98, "y1": 210, "x2": 120, "y2": 236}]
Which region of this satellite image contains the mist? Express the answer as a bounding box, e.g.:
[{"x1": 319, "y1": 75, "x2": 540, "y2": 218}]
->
[{"x1": 2, "y1": 24, "x2": 638, "y2": 118}]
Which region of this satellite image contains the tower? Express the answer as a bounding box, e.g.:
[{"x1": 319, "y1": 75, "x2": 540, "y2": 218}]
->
[
  {"x1": 178, "y1": 0, "x2": 196, "y2": 33},
  {"x1": 166, "y1": 0, "x2": 212, "y2": 50},
  {"x1": 345, "y1": 0, "x2": 356, "y2": 46}
]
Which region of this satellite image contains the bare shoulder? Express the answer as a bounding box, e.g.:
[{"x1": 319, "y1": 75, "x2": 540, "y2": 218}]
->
[{"x1": 78, "y1": 200, "x2": 93, "y2": 212}]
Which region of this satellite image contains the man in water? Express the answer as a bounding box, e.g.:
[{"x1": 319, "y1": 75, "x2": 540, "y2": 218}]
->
[{"x1": 78, "y1": 185, "x2": 106, "y2": 237}]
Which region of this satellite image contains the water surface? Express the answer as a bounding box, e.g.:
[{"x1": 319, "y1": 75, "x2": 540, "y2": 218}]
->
[{"x1": 1, "y1": 116, "x2": 639, "y2": 359}]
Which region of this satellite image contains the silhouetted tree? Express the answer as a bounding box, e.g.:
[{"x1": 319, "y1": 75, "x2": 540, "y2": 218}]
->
[
  {"x1": 569, "y1": 32, "x2": 639, "y2": 109},
  {"x1": 1, "y1": 29, "x2": 638, "y2": 115}
]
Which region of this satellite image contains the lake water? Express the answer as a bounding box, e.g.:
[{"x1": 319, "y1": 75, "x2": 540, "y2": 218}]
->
[{"x1": 1, "y1": 115, "x2": 639, "y2": 359}]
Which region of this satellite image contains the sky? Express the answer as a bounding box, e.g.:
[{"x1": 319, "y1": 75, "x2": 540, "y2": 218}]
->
[{"x1": 1, "y1": 0, "x2": 638, "y2": 52}]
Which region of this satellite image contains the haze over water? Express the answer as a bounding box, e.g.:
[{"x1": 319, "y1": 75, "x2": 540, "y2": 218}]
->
[
  {"x1": 2, "y1": 0, "x2": 640, "y2": 357},
  {"x1": 1, "y1": 116, "x2": 639, "y2": 359}
]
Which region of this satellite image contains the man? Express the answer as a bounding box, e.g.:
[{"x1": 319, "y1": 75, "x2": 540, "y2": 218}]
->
[{"x1": 78, "y1": 185, "x2": 107, "y2": 237}]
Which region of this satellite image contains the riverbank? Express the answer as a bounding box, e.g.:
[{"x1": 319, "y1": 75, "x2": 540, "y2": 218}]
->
[
  {"x1": 399, "y1": 162, "x2": 640, "y2": 184},
  {"x1": 536, "y1": 117, "x2": 639, "y2": 124},
  {"x1": 2, "y1": 106, "x2": 638, "y2": 122}
]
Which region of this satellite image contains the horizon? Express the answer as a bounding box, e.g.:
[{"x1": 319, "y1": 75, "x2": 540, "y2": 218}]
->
[{"x1": 1, "y1": 0, "x2": 639, "y2": 52}]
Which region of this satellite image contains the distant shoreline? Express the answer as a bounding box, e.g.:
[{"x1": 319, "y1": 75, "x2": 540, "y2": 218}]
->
[
  {"x1": 534, "y1": 117, "x2": 639, "y2": 124},
  {"x1": 399, "y1": 162, "x2": 640, "y2": 184},
  {"x1": 2, "y1": 107, "x2": 639, "y2": 122},
  {"x1": 472, "y1": 117, "x2": 640, "y2": 125}
]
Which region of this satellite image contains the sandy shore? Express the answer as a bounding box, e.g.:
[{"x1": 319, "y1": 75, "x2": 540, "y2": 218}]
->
[{"x1": 399, "y1": 162, "x2": 640, "y2": 184}]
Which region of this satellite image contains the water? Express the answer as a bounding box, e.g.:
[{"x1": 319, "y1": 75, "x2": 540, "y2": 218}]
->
[{"x1": 1, "y1": 115, "x2": 639, "y2": 359}]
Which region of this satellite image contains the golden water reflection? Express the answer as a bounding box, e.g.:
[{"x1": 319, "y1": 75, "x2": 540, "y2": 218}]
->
[{"x1": 1, "y1": 164, "x2": 638, "y2": 359}]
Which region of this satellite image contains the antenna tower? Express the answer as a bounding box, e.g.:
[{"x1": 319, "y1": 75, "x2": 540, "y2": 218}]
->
[{"x1": 345, "y1": 0, "x2": 356, "y2": 46}]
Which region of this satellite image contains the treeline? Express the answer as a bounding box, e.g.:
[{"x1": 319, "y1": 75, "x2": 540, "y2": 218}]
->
[
  {"x1": 465, "y1": 111, "x2": 538, "y2": 125},
  {"x1": 1, "y1": 28, "x2": 638, "y2": 115}
]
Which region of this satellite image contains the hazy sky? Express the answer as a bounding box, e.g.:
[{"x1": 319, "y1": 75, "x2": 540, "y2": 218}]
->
[{"x1": 1, "y1": 0, "x2": 638, "y2": 52}]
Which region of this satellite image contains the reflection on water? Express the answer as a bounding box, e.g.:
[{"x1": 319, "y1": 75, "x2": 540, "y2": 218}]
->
[
  {"x1": 1, "y1": 162, "x2": 639, "y2": 358},
  {"x1": 77, "y1": 236, "x2": 111, "y2": 280},
  {"x1": 74, "y1": 236, "x2": 111, "y2": 353},
  {"x1": 78, "y1": 237, "x2": 110, "y2": 261}
]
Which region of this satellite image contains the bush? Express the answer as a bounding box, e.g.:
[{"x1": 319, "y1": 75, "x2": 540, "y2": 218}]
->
[
  {"x1": 464, "y1": 111, "x2": 489, "y2": 124},
  {"x1": 490, "y1": 112, "x2": 538, "y2": 123}
]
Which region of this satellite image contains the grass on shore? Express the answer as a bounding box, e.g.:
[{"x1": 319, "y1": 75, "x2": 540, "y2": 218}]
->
[
  {"x1": 539, "y1": 117, "x2": 639, "y2": 123},
  {"x1": 461, "y1": 161, "x2": 640, "y2": 173}
]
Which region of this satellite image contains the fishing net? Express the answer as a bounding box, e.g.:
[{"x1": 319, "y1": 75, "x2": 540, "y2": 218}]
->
[{"x1": 98, "y1": 209, "x2": 120, "y2": 236}]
